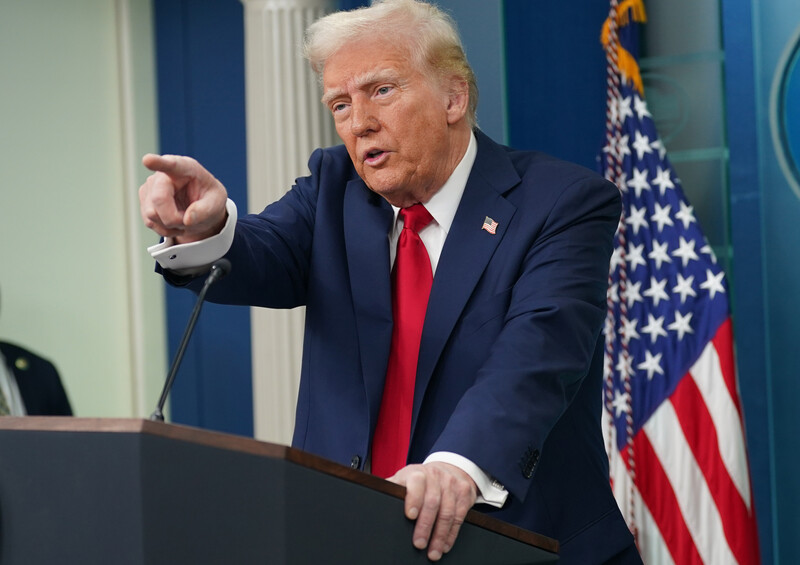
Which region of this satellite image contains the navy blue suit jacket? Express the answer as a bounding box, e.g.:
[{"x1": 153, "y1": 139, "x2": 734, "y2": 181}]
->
[
  {"x1": 0, "y1": 341, "x2": 72, "y2": 416},
  {"x1": 192, "y1": 131, "x2": 636, "y2": 563}
]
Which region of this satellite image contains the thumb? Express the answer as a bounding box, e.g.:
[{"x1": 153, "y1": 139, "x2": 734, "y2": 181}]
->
[{"x1": 183, "y1": 193, "x2": 227, "y2": 231}]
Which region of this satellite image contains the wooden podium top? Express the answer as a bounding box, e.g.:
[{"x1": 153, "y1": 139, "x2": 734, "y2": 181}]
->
[{"x1": 0, "y1": 416, "x2": 558, "y2": 555}]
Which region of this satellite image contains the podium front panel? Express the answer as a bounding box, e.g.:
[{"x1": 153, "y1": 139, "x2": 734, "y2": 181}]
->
[{"x1": 0, "y1": 419, "x2": 558, "y2": 564}]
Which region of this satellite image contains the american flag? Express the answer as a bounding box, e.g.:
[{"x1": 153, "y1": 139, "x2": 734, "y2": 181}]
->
[
  {"x1": 600, "y1": 2, "x2": 761, "y2": 563},
  {"x1": 482, "y1": 216, "x2": 498, "y2": 235}
]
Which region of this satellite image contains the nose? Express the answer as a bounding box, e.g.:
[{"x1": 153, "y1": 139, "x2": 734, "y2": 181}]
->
[{"x1": 350, "y1": 100, "x2": 378, "y2": 137}]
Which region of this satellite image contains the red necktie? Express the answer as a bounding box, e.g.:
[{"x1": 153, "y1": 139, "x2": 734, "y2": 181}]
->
[{"x1": 371, "y1": 204, "x2": 434, "y2": 478}]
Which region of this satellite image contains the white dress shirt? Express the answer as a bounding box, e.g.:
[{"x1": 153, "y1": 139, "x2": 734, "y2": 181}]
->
[{"x1": 148, "y1": 132, "x2": 507, "y2": 507}]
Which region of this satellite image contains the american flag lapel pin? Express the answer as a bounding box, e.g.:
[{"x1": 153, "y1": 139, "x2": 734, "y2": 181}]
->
[{"x1": 482, "y1": 216, "x2": 498, "y2": 235}]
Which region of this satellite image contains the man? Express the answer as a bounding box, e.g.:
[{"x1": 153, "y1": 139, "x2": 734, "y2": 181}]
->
[
  {"x1": 0, "y1": 342, "x2": 72, "y2": 417},
  {"x1": 0, "y1": 288, "x2": 73, "y2": 417},
  {"x1": 139, "y1": 1, "x2": 640, "y2": 562}
]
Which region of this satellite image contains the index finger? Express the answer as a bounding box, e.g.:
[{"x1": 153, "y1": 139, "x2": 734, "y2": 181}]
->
[{"x1": 141, "y1": 153, "x2": 197, "y2": 180}]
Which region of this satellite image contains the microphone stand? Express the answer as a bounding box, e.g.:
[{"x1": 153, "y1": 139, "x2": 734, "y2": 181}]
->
[{"x1": 150, "y1": 259, "x2": 231, "y2": 421}]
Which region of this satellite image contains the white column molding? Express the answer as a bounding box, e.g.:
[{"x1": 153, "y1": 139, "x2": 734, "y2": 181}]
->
[{"x1": 241, "y1": 0, "x2": 337, "y2": 444}]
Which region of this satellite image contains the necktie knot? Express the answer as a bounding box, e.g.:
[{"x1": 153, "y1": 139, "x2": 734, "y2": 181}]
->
[{"x1": 399, "y1": 204, "x2": 433, "y2": 234}]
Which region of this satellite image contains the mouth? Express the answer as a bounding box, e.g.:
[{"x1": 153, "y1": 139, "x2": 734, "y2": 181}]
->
[{"x1": 363, "y1": 149, "x2": 388, "y2": 166}]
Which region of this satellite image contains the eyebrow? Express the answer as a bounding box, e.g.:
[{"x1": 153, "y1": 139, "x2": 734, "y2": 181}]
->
[{"x1": 321, "y1": 68, "x2": 402, "y2": 107}]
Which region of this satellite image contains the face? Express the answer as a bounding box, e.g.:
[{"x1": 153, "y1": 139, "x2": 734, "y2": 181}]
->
[{"x1": 322, "y1": 38, "x2": 469, "y2": 208}]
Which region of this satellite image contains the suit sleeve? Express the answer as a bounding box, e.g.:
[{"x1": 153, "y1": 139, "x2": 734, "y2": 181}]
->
[
  {"x1": 429, "y1": 172, "x2": 620, "y2": 501},
  {"x1": 180, "y1": 148, "x2": 327, "y2": 308}
]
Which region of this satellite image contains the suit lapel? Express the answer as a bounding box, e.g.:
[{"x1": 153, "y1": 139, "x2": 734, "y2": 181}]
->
[
  {"x1": 412, "y1": 133, "x2": 520, "y2": 432},
  {"x1": 343, "y1": 179, "x2": 395, "y2": 424}
]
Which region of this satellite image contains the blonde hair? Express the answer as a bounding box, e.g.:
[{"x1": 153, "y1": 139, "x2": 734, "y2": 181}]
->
[{"x1": 303, "y1": 0, "x2": 478, "y2": 128}]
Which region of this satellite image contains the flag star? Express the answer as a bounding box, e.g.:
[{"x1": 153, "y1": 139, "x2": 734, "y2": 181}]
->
[
  {"x1": 632, "y1": 130, "x2": 653, "y2": 160},
  {"x1": 651, "y1": 139, "x2": 667, "y2": 159},
  {"x1": 619, "y1": 95, "x2": 634, "y2": 123},
  {"x1": 625, "y1": 205, "x2": 649, "y2": 235},
  {"x1": 627, "y1": 168, "x2": 652, "y2": 198},
  {"x1": 608, "y1": 97, "x2": 619, "y2": 126},
  {"x1": 672, "y1": 273, "x2": 697, "y2": 303},
  {"x1": 675, "y1": 200, "x2": 696, "y2": 230},
  {"x1": 641, "y1": 313, "x2": 668, "y2": 343},
  {"x1": 650, "y1": 202, "x2": 675, "y2": 232},
  {"x1": 634, "y1": 94, "x2": 651, "y2": 120},
  {"x1": 616, "y1": 133, "x2": 631, "y2": 159},
  {"x1": 604, "y1": 315, "x2": 616, "y2": 340},
  {"x1": 700, "y1": 269, "x2": 726, "y2": 299},
  {"x1": 603, "y1": 128, "x2": 619, "y2": 156},
  {"x1": 643, "y1": 276, "x2": 670, "y2": 306},
  {"x1": 614, "y1": 171, "x2": 628, "y2": 192},
  {"x1": 609, "y1": 246, "x2": 625, "y2": 272},
  {"x1": 627, "y1": 242, "x2": 647, "y2": 271},
  {"x1": 616, "y1": 351, "x2": 635, "y2": 380},
  {"x1": 648, "y1": 239, "x2": 672, "y2": 269},
  {"x1": 637, "y1": 350, "x2": 664, "y2": 380},
  {"x1": 622, "y1": 280, "x2": 643, "y2": 307},
  {"x1": 651, "y1": 166, "x2": 675, "y2": 194},
  {"x1": 668, "y1": 311, "x2": 694, "y2": 340},
  {"x1": 612, "y1": 389, "x2": 631, "y2": 418},
  {"x1": 619, "y1": 317, "x2": 640, "y2": 344},
  {"x1": 672, "y1": 236, "x2": 700, "y2": 267},
  {"x1": 701, "y1": 243, "x2": 718, "y2": 264},
  {"x1": 608, "y1": 282, "x2": 619, "y2": 303}
]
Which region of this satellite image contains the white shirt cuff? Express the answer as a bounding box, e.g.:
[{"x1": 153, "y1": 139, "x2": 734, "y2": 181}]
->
[
  {"x1": 424, "y1": 451, "x2": 508, "y2": 508},
  {"x1": 147, "y1": 199, "x2": 238, "y2": 274}
]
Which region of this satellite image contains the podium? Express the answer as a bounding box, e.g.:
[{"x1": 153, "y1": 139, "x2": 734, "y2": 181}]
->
[{"x1": 0, "y1": 418, "x2": 558, "y2": 564}]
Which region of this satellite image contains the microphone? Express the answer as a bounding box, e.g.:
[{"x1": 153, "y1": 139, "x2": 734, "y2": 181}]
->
[{"x1": 150, "y1": 258, "x2": 232, "y2": 421}]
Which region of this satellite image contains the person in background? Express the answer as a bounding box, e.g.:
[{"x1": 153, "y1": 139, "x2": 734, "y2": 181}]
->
[
  {"x1": 0, "y1": 286, "x2": 72, "y2": 416},
  {"x1": 138, "y1": 1, "x2": 640, "y2": 563}
]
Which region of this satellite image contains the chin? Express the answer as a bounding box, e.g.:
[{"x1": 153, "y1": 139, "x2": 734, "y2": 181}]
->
[{"x1": 364, "y1": 177, "x2": 396, "y2": 196}]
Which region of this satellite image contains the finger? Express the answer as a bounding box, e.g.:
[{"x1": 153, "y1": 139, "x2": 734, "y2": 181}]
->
[
  {"x1": 140, "y1": 173, "x2": 185, "y2": 231},
  {"x1": 390, "y1": 468, "x2": 425, "y2": 522},
  {"x1": 141, "y1": 153, "x2": 199, "y2": 181},
  {"x1": 139, "y1": 206, "x2": 186, "y2": 238},
  {"x1": 411, "y1": 476, "x2": 442, "y2": 553},
  {"x1": 426, "y1": 486, "x2": 457, "y2": 561},
  {"x1": 440, "y1": 489, "x2": 473, "y2": 555}
]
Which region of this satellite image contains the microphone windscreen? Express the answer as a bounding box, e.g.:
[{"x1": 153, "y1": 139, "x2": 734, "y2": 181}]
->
[{"x1": 211, "y1": 258, "x2": 232, "y2": 279}]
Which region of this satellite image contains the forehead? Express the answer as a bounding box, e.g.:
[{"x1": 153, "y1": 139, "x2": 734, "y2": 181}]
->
[{"x1": 322, "y1": 38, "x2": 423, "y2": 94}]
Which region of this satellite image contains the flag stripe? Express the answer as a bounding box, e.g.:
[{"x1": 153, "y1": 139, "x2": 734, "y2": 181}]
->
[
  {"x1": 633, "y1": 490, "x2": 676, "y2": 565},
  {"x1": 632, "y1": 431, "x2": 704, "y2": 565},
  {"x1": 687, "y1": 326, "x2": 752, "y2": 508},
  {"x1": 644, "y1": 400, "x2": 737, "y2": 565},
  {"x1": 604, "y1": 410, "x2": 676, "y2": 565},
  {"x1": 710, "y1": 318, "x2": 743, "y2": 416},
  {"x1": 673, "y1": 371, "x2": 760, "y2": 565}
]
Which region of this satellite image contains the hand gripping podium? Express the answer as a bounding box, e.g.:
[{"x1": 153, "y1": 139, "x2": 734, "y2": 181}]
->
[{"x1": 0, "y1": 418, "x2": 558, "y2": 564}]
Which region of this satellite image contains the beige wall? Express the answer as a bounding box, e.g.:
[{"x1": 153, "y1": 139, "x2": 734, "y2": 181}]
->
[{"x1": 0, "y1": 0, "x2": 166, "y2": 417}]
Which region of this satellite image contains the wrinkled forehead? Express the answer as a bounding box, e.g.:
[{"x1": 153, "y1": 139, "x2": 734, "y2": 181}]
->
[{"x1": 321, "y1": 38, "x2": 425, "y2": 97}]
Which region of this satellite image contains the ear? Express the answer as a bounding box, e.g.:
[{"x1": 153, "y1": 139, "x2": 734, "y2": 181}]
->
[{"x1": 445, "y1": 78, "x2": 469, "y2": 125}]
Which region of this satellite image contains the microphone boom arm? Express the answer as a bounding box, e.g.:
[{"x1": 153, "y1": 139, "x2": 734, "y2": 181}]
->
[{"x1": 150, "y1": 259, "x2": 231, "y2": 421}]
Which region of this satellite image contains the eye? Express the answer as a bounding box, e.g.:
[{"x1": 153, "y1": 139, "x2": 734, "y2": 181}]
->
[
  {"x1": 376, "y1": 85, "x2": 393, "y2": 96},
  {"x1": 331, "y1": 102, "x2": 349, "y2": 114}
]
